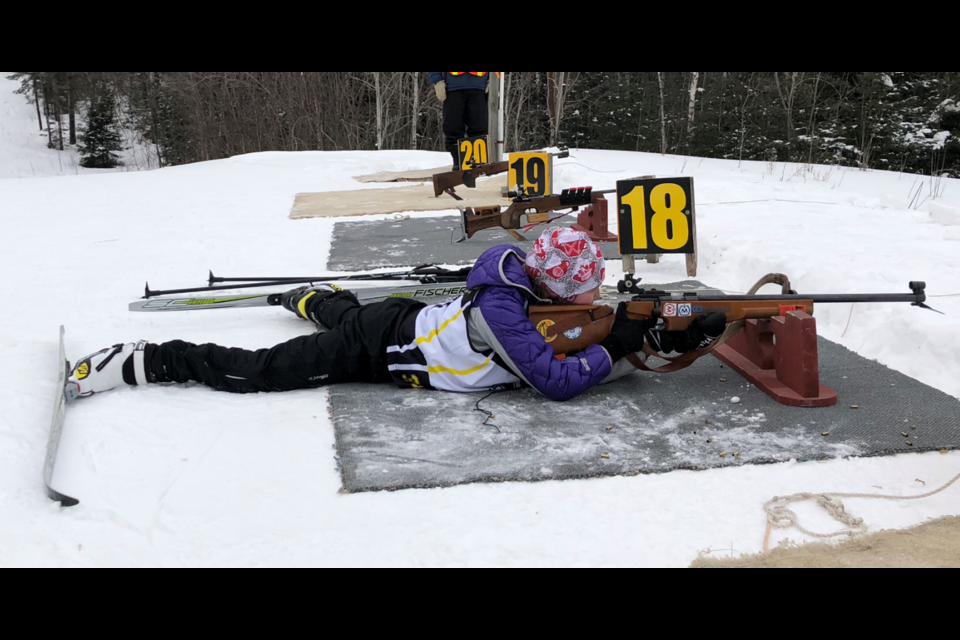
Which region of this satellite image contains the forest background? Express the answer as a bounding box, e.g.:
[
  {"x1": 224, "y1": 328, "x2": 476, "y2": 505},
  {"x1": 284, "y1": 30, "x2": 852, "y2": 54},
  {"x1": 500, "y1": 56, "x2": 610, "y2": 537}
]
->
[{"x1": 7, "y1": 72, "x2": 959, "y2": 177}]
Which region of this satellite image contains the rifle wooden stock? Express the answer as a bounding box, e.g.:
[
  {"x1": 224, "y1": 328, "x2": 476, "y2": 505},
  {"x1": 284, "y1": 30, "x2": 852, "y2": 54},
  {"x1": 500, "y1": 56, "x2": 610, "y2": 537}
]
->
[
  {"x1": 528, "y1": 305, "x2": 616, "y2": 354},
  {"x1": 432, "y1": 161, "x2": 509, "y2": 197}
]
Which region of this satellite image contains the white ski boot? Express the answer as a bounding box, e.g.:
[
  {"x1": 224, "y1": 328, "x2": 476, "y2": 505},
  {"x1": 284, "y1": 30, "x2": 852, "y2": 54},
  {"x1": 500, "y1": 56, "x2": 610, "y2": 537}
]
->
[{"x1": 68, "y1": 341, "x2": 149, "y2": 397}]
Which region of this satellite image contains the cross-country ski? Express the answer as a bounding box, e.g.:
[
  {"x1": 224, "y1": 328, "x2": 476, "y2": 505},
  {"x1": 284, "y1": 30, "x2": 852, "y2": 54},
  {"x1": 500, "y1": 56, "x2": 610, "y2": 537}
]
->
[{"x1": 44, "y1": 326, "x2": 80, "y2": 507}]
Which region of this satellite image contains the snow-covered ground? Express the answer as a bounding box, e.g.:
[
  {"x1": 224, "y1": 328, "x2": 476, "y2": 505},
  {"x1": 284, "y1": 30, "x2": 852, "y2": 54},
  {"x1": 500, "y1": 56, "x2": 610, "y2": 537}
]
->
[{"x1": 2, "y1": 74, "x2": 959, "y2": 567}]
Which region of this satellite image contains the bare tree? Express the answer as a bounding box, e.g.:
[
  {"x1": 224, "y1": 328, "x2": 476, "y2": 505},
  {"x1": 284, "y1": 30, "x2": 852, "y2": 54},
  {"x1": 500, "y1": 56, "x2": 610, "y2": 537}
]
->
[
  {"x1": 53, "y1": 73, "x2": 64, "y2": 151},
  {"x1": 658, "y1": 71, "x2": 667, "y2": 154},
  {"x1": 686, "y1": 71, "x2": 699, "y2": 134},
  {"x1": 67, "y1": 72, "x2": 77, "y2": 145},
  {"x1": 410, "y1": 72, "x2": 420, "y2": 149},
  {"x1": 506, "y1": 72, "x2": 537, "y2": 152},
  {"x1": 737, "y1": 73, "x2": 760, "y2": 166},
  {"x1": 546, "y1": 72, "x2": 579, "y2": 146},
  {"x1": 806, "y1": 71, "x2": 823, "y2": 162},
  {"x1": 502, "y1": 72, "x2": 510, "y2": 152},
  {"x1": 33, "y1": 75, "x2": 43, "y2": 130},
  {"x1": 373, "y1": 72, "x2": 384, "y2": 149},
  {"x1": 774, "y1": 71, "x2": 804, "y2": 159},
  {"x1": 632, "y1": 74, "x2": 646, "y2": 151}
]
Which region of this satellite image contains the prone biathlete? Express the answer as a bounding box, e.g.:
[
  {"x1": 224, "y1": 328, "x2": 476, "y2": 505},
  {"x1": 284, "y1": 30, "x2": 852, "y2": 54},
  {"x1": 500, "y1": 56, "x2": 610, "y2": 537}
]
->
[{"x1": 68, "y1": 227, "x2": 724, "y2": 401}]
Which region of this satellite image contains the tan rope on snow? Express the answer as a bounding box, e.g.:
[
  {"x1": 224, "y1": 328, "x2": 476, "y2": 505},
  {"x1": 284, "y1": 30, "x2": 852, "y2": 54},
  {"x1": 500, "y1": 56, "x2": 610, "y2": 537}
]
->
[{"x1": 764, "y1": 467, "x2": 960, "y2": 541}]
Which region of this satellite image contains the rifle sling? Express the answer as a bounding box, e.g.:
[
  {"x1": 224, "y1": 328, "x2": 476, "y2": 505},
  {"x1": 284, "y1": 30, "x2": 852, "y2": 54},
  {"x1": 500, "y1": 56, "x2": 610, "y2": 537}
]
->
[{"x1": 627, "y1": 342, "x2": 719, "y2": 373}]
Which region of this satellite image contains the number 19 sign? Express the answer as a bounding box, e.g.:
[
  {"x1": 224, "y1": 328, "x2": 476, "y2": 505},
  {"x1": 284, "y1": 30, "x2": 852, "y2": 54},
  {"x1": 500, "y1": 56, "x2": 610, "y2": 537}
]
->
[
  {"x1": 508, "y1": 151, "x2": 552, "y2": 196},
  {"x1": 617, "y1": 177, "x2": 696, "y2": 255}
]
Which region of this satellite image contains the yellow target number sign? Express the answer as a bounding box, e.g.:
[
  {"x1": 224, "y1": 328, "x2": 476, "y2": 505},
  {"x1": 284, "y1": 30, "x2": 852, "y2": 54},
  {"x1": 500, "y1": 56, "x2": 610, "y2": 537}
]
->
[
  {"x1": 617, "y1": 177, "x2": 696, "y2": 254},
  {"x1": 508, "y1": 151, "x2": 552, "y2": 196},
  {"x1": 458, "y1": 136, "x2": 489, "y2": 170}
]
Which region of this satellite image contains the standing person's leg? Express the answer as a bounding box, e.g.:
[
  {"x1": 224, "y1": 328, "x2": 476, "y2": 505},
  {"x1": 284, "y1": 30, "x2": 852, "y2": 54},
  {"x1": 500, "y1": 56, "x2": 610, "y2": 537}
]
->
[
  {"x1": 442, "y1": 89, "x2": 468, "y2": 168},
  {"x1": 463, "y1": 89, "x2": 489, "y2": 140}
]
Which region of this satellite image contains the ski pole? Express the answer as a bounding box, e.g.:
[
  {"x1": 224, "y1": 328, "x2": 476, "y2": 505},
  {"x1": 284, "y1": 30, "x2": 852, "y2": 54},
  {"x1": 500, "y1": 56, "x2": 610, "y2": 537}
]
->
[
  {"x1": 206, "y1": 265, "x2": 471, "y2": 286},
  {"x1": 147, "y1": 267, "x2": 474, "y2": 298},
  {"x1": 208, "y1": 268, "x2": 428, "y2": 286},
  {"x1": 145, "y1": 280, "x2": 330, "y2": 298}
]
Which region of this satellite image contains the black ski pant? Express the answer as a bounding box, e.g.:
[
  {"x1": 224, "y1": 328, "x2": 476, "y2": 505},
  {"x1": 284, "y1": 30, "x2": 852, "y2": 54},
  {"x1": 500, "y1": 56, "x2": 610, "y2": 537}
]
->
[
  {"x1": 443, "y1": 89, "x2": 488, "y2": 167},
  {"x1": 146, "y1": 291, "x2": 424, "y2": 393}
]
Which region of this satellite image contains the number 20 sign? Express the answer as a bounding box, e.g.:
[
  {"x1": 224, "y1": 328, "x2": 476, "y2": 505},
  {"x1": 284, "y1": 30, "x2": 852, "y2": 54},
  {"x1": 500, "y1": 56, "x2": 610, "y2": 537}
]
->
[
  {"x1": 617, "y1": 177, "x2": 696, "y2": 254},
  {"x1": 458, "y1": 136, "x2": 488, "y2": 170}
]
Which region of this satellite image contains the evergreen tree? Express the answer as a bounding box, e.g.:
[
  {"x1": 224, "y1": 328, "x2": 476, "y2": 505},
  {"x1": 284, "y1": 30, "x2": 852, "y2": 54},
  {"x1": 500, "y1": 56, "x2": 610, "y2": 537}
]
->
[{"x1": 78, "y1": 88, "x2": 123, "y2": 168}]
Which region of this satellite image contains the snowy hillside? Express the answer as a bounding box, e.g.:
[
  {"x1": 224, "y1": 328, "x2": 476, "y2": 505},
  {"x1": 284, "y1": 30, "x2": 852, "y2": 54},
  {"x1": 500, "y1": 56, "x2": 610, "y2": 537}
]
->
[{"x1": 1, "y1": 76, "x2": 959, "y2": 567}]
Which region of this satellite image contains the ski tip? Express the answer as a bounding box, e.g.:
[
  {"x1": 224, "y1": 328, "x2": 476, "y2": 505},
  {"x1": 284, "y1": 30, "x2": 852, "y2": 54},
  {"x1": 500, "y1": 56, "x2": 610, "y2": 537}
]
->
[{"x1": 45, "y1": 486, "x2": 79, "y2": 507}]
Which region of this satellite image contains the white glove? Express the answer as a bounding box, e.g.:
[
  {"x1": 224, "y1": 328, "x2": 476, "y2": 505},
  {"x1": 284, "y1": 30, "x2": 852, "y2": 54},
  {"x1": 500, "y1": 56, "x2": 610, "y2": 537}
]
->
[{"x1": 435, "y1": 80, "x2": 446, "y2": 102}]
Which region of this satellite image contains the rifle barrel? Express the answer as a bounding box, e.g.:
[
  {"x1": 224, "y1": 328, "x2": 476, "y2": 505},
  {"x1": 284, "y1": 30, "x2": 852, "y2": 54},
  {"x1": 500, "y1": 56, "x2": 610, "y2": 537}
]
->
[
  {"x1": 808, "y1": 293, "x2": 924, "y2": 303},
  {"x1": 632, "y1": 292, "x2": 924, "y2": 304}
]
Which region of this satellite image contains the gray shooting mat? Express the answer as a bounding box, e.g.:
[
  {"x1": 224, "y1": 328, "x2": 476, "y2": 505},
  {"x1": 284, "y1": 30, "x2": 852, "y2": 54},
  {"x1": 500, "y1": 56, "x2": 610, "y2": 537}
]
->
[
  {"x1": 327, "y1": 215, "x2": 622, "y2": 270},
  {"x1": 324, "y1": 215, "x2": 957, "y2": 492},
  {"x1": 329, "y1": 288, "x2": 960, "y2": 493}
]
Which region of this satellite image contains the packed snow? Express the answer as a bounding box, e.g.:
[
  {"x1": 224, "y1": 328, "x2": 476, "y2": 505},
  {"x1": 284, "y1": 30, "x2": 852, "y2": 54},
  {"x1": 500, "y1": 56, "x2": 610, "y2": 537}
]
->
[{"x1": 2, "y1": 73, "x2": 959, "y2": 567}]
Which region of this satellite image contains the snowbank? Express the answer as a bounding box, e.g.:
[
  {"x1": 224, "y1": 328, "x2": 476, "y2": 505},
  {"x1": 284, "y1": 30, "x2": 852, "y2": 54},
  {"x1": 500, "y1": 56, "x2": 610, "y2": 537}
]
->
[{"x1": 929, "y1": 201, "x2": 960, "y2": 226}]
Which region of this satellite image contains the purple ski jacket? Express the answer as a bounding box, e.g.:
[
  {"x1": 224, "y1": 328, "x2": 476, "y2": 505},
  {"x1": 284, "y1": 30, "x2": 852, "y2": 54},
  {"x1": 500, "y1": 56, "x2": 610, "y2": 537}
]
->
[{"x1": 465, "y1": 245, "x2": 613, "y2": 401}]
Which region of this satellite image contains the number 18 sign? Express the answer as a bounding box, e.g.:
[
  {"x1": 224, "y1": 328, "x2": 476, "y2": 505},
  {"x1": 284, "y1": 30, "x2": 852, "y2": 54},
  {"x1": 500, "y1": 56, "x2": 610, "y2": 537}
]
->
[{"x1": 617, "y1": 176, "x2": 696, "y2": 255}]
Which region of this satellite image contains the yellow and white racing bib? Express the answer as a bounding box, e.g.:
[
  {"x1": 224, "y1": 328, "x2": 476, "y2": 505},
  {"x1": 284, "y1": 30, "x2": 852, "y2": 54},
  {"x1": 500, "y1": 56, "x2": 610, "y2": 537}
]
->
[{"x1": 386, "y1": 299, "x2": 521, "y2": 392}]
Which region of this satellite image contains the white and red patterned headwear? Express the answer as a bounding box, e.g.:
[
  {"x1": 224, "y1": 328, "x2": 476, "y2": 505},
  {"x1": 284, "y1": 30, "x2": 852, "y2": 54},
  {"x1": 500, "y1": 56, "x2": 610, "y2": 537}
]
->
[{"x1": 525, "y1": 227, "x2": 605, "y2": 299}]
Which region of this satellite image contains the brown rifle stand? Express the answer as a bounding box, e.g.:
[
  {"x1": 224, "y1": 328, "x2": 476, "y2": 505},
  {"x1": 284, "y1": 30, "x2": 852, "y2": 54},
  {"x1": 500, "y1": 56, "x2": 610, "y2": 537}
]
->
[
  {"x1": 571, "y1": 198, "x2": 618, "y2": 243},
  {"x1": 711, "y1": 311, "x2": 838, "y2": 408}
]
